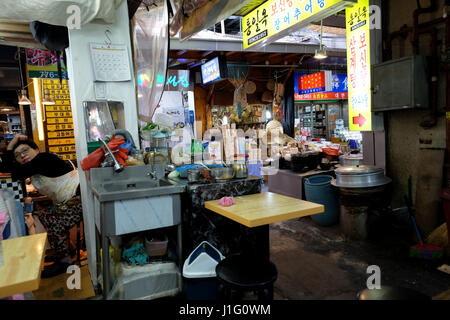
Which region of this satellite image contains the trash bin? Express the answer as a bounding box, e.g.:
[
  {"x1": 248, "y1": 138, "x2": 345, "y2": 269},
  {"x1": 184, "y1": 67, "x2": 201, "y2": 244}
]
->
[
  {"x1": 182, "y1": 241, "x2": 224, "y2": 300},
  {"x1": 304, "y1": 175, "x2": 339, "y2": 226}
]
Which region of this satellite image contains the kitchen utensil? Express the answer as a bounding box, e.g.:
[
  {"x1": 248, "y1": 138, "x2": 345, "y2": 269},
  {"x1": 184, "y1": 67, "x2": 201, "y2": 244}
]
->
[
  {"x1": 210, "y1": 167, "x2": 235, "y2": 181},
  {"x1": 231, "y1": 162, "x2": 248, "y2": 179}
]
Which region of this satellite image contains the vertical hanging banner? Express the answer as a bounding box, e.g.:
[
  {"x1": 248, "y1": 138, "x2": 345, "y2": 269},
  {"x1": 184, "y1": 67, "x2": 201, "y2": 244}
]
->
[{"x1": 346, "y1": 0, "x2": 371, "y2": 131}]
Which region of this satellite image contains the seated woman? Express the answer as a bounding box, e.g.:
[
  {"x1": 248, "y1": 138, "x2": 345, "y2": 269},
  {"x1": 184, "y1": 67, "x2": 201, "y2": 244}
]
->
[{"x1": 3, "y1": 134, "x2": 82, "y2": 278}]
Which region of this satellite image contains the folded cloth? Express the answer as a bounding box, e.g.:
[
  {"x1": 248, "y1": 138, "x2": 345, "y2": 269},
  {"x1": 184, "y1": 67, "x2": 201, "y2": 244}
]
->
[
  {"x1": 122, "y1": 243, "x2": 148, "y2": 265},
  {"x1": 218, "y1": 196, "x2": 235, "y2": 207}
]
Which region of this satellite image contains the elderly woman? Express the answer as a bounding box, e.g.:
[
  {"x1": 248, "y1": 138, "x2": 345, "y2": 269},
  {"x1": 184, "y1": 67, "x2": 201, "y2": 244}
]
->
[{"x1": 3, "y1": 134, "x2": 82, "y2": 278}]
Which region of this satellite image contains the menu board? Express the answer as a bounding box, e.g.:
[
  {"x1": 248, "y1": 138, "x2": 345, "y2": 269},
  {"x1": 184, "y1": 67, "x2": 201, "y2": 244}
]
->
[
  {"x1": 298, "y1": 71, "x2": 333, "y2": 94},
  {"x1": 43, "y1": 79, "x2": 77, "y2": 161},
  {"x1": 295, "y1": 72, "x2": 348, "y2": 101}
]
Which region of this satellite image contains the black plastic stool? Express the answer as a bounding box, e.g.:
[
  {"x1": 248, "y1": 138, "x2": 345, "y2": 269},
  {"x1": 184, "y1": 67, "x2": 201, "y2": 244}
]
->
[
  {"x1": 357, "y1": 286, "x2": 430, "y2": 300},
  {"x1": 216, "y1": 254, "x2": 278, "y2": 301}
]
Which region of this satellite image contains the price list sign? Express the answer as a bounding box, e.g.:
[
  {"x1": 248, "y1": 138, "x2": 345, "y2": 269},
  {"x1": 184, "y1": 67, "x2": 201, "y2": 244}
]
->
[
  {"x1": 43, "y1": 79, "x2": 77, "y2": 161},
  {"x1": 346, "y1": 0, "x2": 372, "y2": 131}
]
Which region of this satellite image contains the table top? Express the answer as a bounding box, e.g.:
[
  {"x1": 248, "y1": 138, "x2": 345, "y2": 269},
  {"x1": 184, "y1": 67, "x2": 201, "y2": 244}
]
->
[
  {"x1": 205, "y1": 192, "x2": 324, "y2": 228},
  {"x1": 0, "y1": 233, "x2": 47, "y2": 298}
]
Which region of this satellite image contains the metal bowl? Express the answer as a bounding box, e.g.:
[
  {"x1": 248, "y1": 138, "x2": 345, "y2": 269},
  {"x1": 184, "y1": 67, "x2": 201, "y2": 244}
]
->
[
  {"x1": 331, "y1": 165, "x2": 392, "y2": 188},
  {"x1": 210, "y1": 167, "x2": 235, "y2": 181}
]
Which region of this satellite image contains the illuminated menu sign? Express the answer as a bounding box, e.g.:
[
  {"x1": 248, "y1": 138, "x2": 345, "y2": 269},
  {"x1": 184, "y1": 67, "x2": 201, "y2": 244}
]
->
[
  {"x1": 295, "y1": 73, "x2": 348, "y2": 101},
  {"x1": 26, "y1": 49, "x2": 67, "y2": 79},
  {"x1": 242, "y1": 0, "x2": 356, "y2": 50},
  {"x1": 346, "y1": 0, "x2": 371, "y2": 131},
  {"x1": 298, "y1": 71, "x2": 333, "y2": 94},
  {"x1": 201, "y1": 57, "x2": 224, "y2": 84}
]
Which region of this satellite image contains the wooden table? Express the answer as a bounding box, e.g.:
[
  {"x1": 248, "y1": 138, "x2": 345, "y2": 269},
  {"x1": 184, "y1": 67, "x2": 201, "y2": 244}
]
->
[
  {"x1": 205, "y1": 192, "x2": 324, "y2": 228},
  {"x1": 0, "y1": 233, "x2": 47, "y2": 298}
]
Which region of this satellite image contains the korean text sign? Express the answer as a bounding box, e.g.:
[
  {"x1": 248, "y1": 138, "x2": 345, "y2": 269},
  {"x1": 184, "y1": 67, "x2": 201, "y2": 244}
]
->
[
  {"x1": 294, "y1": 72, "x2": 348, "y2": 101},
  {"x1": 346, "y1": 0, "x2": 372, "y2": 131},
  {"x1": 298, "y1": 71, "x2": 333, "y2": 94},
  {"x1": 242, "y1": 0, "x2": 349, "y2": 50},
  {"x1": 26, "y1": 49, "x2": 67, "y2": 79}
]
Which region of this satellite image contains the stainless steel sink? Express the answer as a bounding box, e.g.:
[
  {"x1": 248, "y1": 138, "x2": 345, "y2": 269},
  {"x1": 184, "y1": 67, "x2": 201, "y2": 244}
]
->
[
  {"x1": 90, "y1": 165, "x2": 185, "y2": 202},
  {"x1": 89, "y1": 164, "x2": 185, "y2": 299}
]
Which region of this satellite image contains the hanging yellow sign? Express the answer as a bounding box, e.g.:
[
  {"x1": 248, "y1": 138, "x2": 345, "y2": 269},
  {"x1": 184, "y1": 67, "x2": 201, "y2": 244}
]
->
[
  {"x1": 47, "y1": 117, "x2": 73, "y2": 124},
  {"x1": 49, "y1": 146, "x2": 77, "y2": 153},
  {"x1": 47, "y1": 124, "x2": 74, "y2": 131},
  {"x1": 346, "y1": 0, "x2": 372, "y2": 131},
  {"x1": 243, "y1": 0, "x2": 356, "y2": 50},
  {"x1": 48, "y1": 138, "x2": 76, "y2": 146},
  {"x1": 48, "y1": 131, "x2": 74, "y2": 138}
]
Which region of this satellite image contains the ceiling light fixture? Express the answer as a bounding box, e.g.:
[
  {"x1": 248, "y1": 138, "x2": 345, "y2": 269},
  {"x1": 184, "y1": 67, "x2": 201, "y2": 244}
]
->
[
  {"x1": 314, "y1": 20, "x2": 328, "y2": 60},
  {"x1": 42, "y1": 88, "x2": 56, "y2": 105},
  {"x1": 18, "y1": 89, "x2": 31, "y2": 105},
  {"x1": 16, "y1": 48, "x2": 32, "y2": 105}
]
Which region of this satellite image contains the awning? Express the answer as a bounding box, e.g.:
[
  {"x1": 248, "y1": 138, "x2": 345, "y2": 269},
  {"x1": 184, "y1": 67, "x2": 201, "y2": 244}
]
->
[{"x1": 0, "y1": 0, "x2": 123, "y2": 48}]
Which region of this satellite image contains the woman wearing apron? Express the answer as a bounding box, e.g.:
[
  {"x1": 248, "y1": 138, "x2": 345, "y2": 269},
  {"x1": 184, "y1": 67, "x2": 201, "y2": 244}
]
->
[{"x1": 4, "y1": 135, "x2": 82, "y2": 278}]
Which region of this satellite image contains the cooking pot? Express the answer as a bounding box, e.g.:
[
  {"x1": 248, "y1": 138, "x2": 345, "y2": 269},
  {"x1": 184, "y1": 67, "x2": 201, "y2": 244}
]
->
[
  {"x1": 340, "y1": 154, "x2": 363, "y2": 167},
  {"x1": 231, "y1": 163, "x2": 248, "y2": 179},
  {"x1": 331, "y1": 165, "x2": 391, "y2": 188},
  {"x1": 210, "y1": 167, "x2": 235, "y2": 181},
  {"x1": 187, "y1": 169, "x2": 201, "y2": 183}
]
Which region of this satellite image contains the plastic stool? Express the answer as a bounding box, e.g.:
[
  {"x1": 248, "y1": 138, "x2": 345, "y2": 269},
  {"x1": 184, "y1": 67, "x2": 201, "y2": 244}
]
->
[
  {"x1": 215, "y1": 254, "x2": 277, "y2": 301},
  {"x1": 357, "y1": 286, "x2": 430, "y2": 300}
]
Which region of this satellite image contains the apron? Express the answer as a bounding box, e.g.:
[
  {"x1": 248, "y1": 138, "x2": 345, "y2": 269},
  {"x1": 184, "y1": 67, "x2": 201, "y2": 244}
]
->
[{"x1": 30, "y1": 160, "x2": 80, "y2": 204}]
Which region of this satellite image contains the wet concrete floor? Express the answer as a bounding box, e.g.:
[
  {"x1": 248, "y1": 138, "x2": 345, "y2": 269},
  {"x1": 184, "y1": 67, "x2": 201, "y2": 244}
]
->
[{"x1": 270, "y1": 217, "x2": 450, "y2": 300}]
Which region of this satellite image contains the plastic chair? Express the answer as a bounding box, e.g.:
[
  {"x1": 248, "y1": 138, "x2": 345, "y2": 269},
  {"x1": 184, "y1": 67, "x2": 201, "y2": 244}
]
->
[
  {"x1": 215, "y1": 254, "x2": 277, "y2": 301},
  {"x1": 357, "y1": 286, "x2": 430, "y2": 300}
]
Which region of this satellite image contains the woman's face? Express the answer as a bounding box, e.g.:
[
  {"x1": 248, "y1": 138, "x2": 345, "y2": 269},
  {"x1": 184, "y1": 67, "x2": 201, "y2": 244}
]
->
[{"x1": 13, "y1": 144, "x2": 39, "y2": 165}]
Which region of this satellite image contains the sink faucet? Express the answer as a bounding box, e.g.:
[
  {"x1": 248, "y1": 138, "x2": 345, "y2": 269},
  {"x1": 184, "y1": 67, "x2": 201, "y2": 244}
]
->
[
  {"x1": 99, "y1": 138, "x2": 123, "y2": 173},
  {"x1": 147, "y1": 150, "x2": 157, "y2": 180}
]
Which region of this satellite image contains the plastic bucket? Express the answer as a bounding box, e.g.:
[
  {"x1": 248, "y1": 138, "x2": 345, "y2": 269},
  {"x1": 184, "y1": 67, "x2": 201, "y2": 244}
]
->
[{"x1": 304, "y1": 175, "x2": 339, "y2": 226}]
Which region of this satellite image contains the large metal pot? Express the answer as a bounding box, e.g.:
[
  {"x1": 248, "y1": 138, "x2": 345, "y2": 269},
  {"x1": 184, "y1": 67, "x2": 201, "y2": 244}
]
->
[
  {"x1": 187, "y1": 169, "x2": 201, "y2": 183},
  {"x1": 339, "y1": 154, "x2": 363, "y2": 167},
  {"x1": 331, "y1": 165, "x2": 391, "y2": 188},
  {"x1": 210, "y1": 167, "x2": 235, "y2": 181},
  {"x1": 231, "y1": 163, "x2": 248, "y2": 179}
]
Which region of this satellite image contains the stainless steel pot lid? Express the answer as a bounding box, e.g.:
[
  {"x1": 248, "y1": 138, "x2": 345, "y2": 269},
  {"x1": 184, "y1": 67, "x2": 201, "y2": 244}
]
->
[
  {"x1": 335, "y1": 165, "x2": 383, "y2": 175},
  {"x1": 341, "y1": 154, "x2": 363, "y2": 160},
  {"x1": 332, "y1": 165, "x2": 392, "y2": 188}
]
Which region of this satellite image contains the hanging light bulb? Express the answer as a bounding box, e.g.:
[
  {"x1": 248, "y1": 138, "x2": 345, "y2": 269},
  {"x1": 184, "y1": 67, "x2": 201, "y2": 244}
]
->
[
  {"x1": 16, "y1": 48, "x2": 32, "y2": 105},
  {"x1": 42, "y1": 88, "x2": 56, "y2": 105},
  {"x1": 314, "y1": 20, "x2": 328, "y2": 60},
  {"x1": 18, "y1": 89, "x2": 31, "y2": 105}
]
